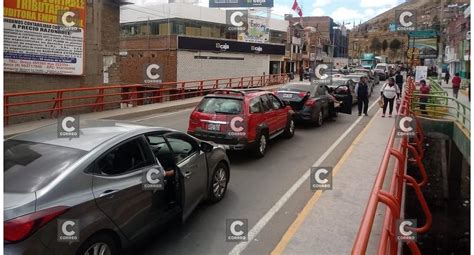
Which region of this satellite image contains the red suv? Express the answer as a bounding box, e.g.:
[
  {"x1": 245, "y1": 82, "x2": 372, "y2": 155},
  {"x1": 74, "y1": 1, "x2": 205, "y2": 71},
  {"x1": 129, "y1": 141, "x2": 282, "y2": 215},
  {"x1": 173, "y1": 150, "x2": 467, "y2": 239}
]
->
[{"x1": 187, "y1": 89, "x2": 295, "y2": 158}]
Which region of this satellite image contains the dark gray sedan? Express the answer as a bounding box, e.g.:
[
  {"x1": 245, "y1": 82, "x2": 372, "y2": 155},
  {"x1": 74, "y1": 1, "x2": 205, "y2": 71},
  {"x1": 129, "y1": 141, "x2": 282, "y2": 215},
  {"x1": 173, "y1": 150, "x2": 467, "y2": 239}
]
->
[{"x1": 4, "y1": 120, "x2": 230, "y2": 255}]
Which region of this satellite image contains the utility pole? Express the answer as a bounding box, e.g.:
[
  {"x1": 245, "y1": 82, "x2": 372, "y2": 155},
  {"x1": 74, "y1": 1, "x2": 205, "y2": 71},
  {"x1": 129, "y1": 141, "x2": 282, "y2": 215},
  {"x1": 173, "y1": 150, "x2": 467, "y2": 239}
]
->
[{"x1": 437, "y1": 0, "x2": 446, "y2": 83}]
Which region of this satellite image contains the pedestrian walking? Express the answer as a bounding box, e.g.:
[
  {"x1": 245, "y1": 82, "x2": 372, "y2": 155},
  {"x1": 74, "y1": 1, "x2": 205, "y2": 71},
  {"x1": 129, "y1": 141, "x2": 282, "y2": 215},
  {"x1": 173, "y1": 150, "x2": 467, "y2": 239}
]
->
[
  {"x1": 299, "y1": 66, "x2": 304, "y2": 81},
  {"x1": 452, "y1": 73, "x2": 462, "y2": 99},
  {"x1": 419, "y1": 80, "x2": 430, "y2": 115},
  {"x1": 355, "y1": 76, "x2": 370, "y2": 116},
  {"x1": 394, "y1": 71, "x2": 404, "y2": 94},
  {"x1": 444, "y1": 70, "x2": 450, "y2": 85},
  {"x1": 380, "y1": 77, "x2": 400, "y2": 118}
]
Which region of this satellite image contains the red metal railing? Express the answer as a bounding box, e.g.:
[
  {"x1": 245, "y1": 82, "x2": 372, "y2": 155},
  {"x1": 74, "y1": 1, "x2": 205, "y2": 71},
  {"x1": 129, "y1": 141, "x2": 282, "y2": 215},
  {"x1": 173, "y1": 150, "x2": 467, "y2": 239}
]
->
[
  {"x1": 4, "y1": 73, "x2": 289, "y2": 125},
  {"x1": 352, "y1": 76, "x2": 432, "y2": 255}
]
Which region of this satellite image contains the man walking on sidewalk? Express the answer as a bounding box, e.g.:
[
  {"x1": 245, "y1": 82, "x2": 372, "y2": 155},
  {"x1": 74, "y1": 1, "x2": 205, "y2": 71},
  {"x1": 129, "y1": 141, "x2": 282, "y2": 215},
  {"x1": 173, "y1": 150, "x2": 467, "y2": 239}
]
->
[
  {"x1": 394, "y1": 71, "x2": 404, "y2": 94},
  {"x1": 452, "y1": 73, "x2": 462, "y2": 99},
  {"x1": 355, "y1": 76, "x2": 370, "y2": 116}
]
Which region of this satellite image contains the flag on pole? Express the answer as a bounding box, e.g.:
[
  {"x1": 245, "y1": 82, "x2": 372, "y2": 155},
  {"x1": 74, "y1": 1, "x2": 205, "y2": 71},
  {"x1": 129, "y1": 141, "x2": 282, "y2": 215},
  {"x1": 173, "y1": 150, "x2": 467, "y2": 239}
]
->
[{"x1": 292, "y1": 0, "x2": 303, "y2": 17}]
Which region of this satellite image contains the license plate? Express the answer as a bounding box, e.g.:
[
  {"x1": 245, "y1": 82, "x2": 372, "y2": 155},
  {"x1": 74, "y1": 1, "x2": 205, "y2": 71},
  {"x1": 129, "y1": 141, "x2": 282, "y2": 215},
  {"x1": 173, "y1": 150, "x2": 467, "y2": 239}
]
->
[
  {"x1": 282, "y1": 93, "x2": 293, "y2": 98},
  {"x1": 207, "y1": 123, "x2": 221, "y2": 131}
]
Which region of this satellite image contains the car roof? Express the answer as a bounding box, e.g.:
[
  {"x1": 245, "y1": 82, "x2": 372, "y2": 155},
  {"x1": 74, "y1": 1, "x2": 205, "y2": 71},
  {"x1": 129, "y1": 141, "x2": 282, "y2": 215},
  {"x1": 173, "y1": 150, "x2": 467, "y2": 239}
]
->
[
  {"x1": 9, "y1": 119, "x2": 171, "y2": 151},
  {"x1": 206, "y1": 89, "x2": 270, "y2": 99}
]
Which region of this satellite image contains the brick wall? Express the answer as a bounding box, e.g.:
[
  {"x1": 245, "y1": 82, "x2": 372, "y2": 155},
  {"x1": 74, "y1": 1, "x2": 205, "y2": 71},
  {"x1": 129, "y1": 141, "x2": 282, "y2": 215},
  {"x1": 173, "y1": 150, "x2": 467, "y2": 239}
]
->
[{"x1": 119, "y1": 50, "x2": 177, "y2": 83}]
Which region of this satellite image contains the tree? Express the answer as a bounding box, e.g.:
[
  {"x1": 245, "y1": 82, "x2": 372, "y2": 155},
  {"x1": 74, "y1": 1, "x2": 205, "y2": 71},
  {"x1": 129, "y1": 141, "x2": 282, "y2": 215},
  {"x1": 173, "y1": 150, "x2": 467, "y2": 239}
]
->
[
  {"x1": 389, "y1": 39, "x2": 402, "y2": 52},
  {"x1": 370, "y1": 37, "x2": 382, "y2": 53},
  {"x1": 382, "y1": 40, "x2": 388, "y2": 53}
]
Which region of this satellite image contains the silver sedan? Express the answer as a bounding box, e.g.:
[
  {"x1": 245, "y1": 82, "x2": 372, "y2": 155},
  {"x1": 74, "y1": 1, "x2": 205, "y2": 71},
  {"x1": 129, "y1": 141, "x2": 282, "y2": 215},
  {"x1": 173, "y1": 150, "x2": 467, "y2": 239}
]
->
[{"x1": 4, "y1": 120, "x2": 230, "y2": 255}]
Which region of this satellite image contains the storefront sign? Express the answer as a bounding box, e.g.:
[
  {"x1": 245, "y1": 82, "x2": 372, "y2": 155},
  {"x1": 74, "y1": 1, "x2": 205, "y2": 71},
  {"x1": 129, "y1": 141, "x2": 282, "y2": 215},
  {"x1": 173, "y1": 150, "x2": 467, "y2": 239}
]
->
[
  {"x1": 178, "y1": 36, "x2": 285, "y2": 55},
  {"x1": 4, "y1": 0, "x2": 86, "y2": 75}
]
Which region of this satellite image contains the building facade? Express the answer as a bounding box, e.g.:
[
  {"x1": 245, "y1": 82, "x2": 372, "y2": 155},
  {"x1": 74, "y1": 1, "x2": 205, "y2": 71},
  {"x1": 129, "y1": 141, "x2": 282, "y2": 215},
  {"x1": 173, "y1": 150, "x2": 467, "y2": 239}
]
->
[
  {"x1": 285, "y1": 15, "x2": 348, "y2": 74},
  {"x1": 444, "y1": 5, "x2": 470, "y2": 79},
  {"x1": 119, "y1": 3, "x2": 288, "y2": 84}
]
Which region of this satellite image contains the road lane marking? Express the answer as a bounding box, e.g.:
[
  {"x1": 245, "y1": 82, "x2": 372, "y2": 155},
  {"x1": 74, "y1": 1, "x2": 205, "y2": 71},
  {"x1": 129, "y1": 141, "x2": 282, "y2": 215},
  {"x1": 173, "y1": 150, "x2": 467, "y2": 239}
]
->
[
  {"x1": 228, "y1": 100, "x2": 380, "y2": 255},
  {"x1": 271, "y1": 107, "x2": 380, "y2": 255}
]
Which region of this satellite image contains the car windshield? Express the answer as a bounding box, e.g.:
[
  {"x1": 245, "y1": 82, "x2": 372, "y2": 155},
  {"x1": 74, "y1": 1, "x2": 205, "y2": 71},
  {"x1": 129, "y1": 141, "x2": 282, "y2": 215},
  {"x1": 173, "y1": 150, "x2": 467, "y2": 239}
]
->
[
  {"x1": 197, "y1": 97, "x2": 243, "y2": 114},
  {"x1": 4, "y1": 140, "x2": 87, "y2": 193}
]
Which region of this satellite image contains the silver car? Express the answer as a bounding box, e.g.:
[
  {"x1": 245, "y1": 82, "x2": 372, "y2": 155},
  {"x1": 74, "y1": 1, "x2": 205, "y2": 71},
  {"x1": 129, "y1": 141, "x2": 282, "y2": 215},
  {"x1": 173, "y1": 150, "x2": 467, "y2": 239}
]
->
[{"x1": 4, "y1": 120, "x2": 230, "y2": 255}]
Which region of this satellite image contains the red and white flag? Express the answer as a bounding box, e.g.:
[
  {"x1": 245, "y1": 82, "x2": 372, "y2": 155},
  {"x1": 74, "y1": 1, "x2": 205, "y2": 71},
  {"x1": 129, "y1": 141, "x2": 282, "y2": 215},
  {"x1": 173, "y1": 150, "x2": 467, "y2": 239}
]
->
[{"x1": 292, "y1": 0, "x2": 303, "y2": 17}]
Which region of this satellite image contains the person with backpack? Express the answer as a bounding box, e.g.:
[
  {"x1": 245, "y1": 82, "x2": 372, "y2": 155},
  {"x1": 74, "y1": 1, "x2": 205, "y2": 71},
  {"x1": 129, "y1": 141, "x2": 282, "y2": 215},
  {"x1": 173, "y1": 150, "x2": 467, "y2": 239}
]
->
[
  {"x1": 380, "y1": 77, "x2": 400, "y2": 117},
  {"x1": 452, "y1": 73, "x2": 462, "y2": 98},
  {"x1": 355, "y1": 76, "x2": 370, "y2": 116},
  {"x1": 394, "y1": 71, "x2": 404, "y2": 94}
]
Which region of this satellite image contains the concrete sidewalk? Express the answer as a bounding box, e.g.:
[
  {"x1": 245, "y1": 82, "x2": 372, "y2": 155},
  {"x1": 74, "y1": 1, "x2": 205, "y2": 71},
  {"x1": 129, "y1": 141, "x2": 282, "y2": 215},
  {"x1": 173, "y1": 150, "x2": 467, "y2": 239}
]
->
[
  {"x1": 278, "y1": 109, "x2": 397, "y2": 255},
  {"x1": 4, "y1": 84, "x2": 285, "y2": 137}
]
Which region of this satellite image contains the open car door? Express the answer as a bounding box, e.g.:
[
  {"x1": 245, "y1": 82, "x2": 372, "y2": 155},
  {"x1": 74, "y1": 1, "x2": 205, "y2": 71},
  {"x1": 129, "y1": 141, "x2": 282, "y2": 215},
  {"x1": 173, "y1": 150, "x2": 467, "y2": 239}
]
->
[
  {"x1": 333, "y1": 85, "x2": 352, "y2": 114},
  {"x1": 163, "y1": 132, "x2": 207, "y2": 221}
]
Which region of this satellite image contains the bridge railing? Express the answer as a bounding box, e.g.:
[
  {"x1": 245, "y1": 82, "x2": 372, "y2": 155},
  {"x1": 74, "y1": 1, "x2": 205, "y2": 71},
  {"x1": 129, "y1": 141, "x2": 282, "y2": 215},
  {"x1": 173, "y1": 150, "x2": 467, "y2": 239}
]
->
[
  {"x1": 4, "y1": 73, "x2": 289, "y2": 125},
  {"x1": 352, "y1": 76, "x2": 432, "y2": 255},
  {"x1": 410, "y1": 93, "x2": 471, "y2": 131}
]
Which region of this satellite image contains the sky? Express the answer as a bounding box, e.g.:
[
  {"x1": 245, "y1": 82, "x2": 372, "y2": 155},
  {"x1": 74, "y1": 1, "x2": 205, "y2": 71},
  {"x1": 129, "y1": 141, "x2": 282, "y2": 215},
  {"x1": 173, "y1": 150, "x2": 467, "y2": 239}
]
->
[{"x1": 129, "y1": 0, "x2": 405, "y2": 28}]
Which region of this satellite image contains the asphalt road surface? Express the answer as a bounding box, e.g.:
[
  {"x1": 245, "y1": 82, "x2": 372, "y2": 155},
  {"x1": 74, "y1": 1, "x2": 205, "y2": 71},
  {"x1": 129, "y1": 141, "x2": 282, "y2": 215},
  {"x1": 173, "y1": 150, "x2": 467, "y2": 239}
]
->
[{"x1": 126, "y1": 82, "x2": 382, "y2": 255}]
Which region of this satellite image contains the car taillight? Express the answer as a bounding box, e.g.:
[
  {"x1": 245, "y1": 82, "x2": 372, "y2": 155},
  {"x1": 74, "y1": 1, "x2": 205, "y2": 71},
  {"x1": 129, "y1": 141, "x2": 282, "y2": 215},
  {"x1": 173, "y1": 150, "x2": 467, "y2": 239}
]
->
[
  {"x1": 298, "y1": 92, "x2": 307, "y2": 98},
  {"x1": 305, "y1": 98, "x2": 317, "y2": 106},
  {"x1": 4, "y1": 206, "x2": 69, "y2": 243}
]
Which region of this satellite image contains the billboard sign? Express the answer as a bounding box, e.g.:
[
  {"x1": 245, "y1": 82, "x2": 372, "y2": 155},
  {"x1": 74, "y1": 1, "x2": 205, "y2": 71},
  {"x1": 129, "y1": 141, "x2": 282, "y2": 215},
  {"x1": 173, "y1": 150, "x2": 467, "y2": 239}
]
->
[
  {"x1": 209, "y1": 0, "x2": 274, "y2": 8},
  {"x1": 238, "y1": 15, "x2": 269, "y2": 43},
  {"x1": 4, "y1": 0, "x2": 86, "y2": 75}
]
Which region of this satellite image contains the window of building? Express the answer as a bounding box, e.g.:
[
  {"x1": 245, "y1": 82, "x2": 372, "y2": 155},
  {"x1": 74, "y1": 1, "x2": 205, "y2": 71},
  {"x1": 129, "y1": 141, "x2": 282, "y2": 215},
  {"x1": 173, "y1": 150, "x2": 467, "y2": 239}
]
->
[
  {"x1": 150, "y1": 22, "x2": 159, "y2": 35},
  {"x1": 159, "y1": 23, "x2": 169, "y2": 35},
  {"x1": 173, "y1": 22, "x2": 185, "y2": 34}
]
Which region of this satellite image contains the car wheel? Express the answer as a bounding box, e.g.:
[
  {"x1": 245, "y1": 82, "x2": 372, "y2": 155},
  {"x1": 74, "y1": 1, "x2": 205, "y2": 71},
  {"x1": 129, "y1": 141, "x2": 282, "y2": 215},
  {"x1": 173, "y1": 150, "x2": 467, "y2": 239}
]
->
[
  {"x1": 315, "y1": 109, "x2": 324, "y2": 127},
  {"x1": 252, "y1": 131, "x2": 268, "y2": 158},
  {"x1": 208, "y1": 162, "x2": 229, "y2": 203},
  {"x1": 283, "y1": 118, "x2": 295, "y2": 138},
  {"x1": 77, "y1": 233, "x2": 119, "y2": 255}
]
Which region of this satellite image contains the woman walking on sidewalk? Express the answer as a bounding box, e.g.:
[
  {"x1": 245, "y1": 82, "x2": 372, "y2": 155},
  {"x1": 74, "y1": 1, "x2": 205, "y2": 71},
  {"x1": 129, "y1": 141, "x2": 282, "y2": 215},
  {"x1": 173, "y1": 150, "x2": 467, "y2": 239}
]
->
[{"x1": 380, "y1": 78, "x2": 400, "y2": 118}]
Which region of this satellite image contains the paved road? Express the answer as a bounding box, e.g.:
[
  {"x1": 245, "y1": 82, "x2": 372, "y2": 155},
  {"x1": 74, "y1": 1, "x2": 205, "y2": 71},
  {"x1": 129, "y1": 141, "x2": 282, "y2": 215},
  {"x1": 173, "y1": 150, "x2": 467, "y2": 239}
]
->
[{"x1": 126, "y1": 83, "x2": 382, "y2": 255}]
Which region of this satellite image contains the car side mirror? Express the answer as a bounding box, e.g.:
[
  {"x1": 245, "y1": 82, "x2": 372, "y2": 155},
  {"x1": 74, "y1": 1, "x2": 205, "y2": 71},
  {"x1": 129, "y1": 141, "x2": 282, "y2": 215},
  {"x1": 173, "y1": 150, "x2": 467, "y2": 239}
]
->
[{"x1": 200, "y1": 141, "x2": 214, "y2": 153}]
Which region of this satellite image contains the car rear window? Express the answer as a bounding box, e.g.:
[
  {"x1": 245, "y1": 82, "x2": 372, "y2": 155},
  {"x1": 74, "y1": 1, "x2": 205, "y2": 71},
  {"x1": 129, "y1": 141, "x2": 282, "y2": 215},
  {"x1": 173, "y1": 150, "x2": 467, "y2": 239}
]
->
[
  {"x1": 197, "y1": 97, "x2": 243, "y2": 114},
  {"x1": 280, "y1": 84, "x2": 316, "y2": 94},
  {"x1": 329, "y1": 80, "x2": 348, "y2": 87},
  {"x1": 4, "y1": 139, "x2": 87, "y2": 193}
]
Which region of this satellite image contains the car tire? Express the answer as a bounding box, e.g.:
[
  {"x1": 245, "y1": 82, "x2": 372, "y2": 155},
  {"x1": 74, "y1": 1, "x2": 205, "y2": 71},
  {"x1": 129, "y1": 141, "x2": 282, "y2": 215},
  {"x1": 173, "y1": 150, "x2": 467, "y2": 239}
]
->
[
  {"x1": 77, "y1": 233, "x2": 119, "y2": 255},
  {"x1": 251, "y1": 131, "x2": 268, "y2": 158},
  {"x1": 315, "y1": 109, "x2": 324, "y2": 127},
  {"x1": 207, "y1": 162, "x2": 229, "y2": 203},
  {"x1": 283, "y1": 118, "x2": 295, "y2": 138}
]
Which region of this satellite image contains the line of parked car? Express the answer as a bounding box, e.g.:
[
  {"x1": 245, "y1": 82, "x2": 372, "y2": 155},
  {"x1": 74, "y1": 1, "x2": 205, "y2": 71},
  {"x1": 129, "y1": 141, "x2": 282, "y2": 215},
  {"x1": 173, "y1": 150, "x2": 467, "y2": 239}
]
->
[{"x1": 4, "y1": 69, "x2": 377, "y2": 254}]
